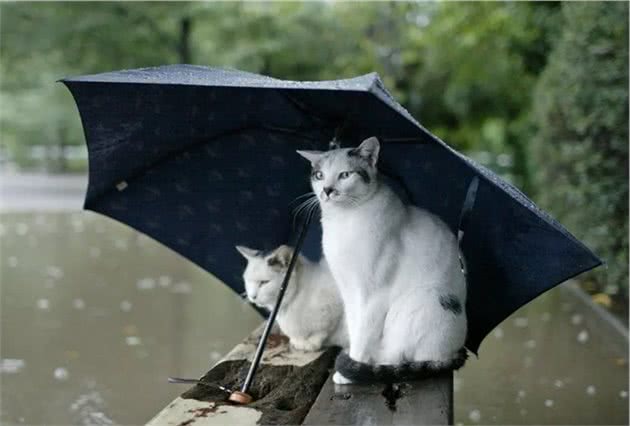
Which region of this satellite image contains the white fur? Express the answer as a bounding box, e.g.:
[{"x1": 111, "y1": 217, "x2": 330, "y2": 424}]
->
[
  {"x1": 237, "y1": 245, "x2": 348, "y2": 351},
  {"x1": 297, "y1": 137, "x2": 467, "y2": 384}
]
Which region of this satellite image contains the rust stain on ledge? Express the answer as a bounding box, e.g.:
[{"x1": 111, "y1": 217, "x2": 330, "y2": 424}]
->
[
  {"x1": 266, "y1": 334, "x2": 290, "y2": 349},
  {"x1": 188, "y1": 403, "x2": 219, "y2": 417}
]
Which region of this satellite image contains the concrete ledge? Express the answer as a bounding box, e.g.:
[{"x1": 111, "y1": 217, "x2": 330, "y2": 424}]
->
[
  {"x1": 146, "y1": 324, "x2": 338, "y2": 425},
  {"x1": 303, "y1": 372, "x2": 453, "y2": 425}
]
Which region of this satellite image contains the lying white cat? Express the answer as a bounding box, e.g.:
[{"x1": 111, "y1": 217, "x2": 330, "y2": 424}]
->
[
  {"x1": 297, "y1": 137, "x2": 468, "y2": 384},
  {"x1": 237, "y1": 244, "x2": 348, "y2": 351}
]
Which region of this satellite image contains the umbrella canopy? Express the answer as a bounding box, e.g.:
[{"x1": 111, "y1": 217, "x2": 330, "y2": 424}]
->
[{"x1": 62, "y1": 64, "x2": 601, "y2": 353}]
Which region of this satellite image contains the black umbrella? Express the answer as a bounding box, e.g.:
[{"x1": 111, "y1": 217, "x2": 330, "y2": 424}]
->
[{"x1": 62, "y1": 64, "x2": 601, "y2": 383}]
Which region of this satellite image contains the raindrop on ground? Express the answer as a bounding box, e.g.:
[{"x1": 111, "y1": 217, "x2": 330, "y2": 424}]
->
[
  {"x1": 0, "y1": 359, "x2": 25, "y2": 374},
  {"x1": 468, "y1": 409, "x2": 481, "y2": 423},
  {"x1": 171, "y1": 281, "x2": 192, "y2": 294},
  {"x1": 16, "y1": 223, "x2": 29, "y2": 235},
  {"x1": 136, "y1": 278, "x2": 156, "y2": 290},
  {"x1": 37, "y1": 298, "x2": 50, "y2": 310},
  {"x1": 577, "y1": 330, "x2": 589, "y2": 343},
  {"x1": 125, "y1": 336, "x2": 141, "y2": 346},
  {"x1": 54, "y1": 367, "x2": 69, "y2": 381},
  {"x1": 158, "y1": 275, "x2": 172, "y2": 287},
  {"x1": 571, "y1": 314, "x2": 583, "y2": 325},
  {"x1": 120, "y1": 300, "x2": 133, "y2": 312},
  {"x1": 514, "y1": 317, "x2": 528, "y2": 328},
  {"x1": 46, "y1": 265, "x2": 64, "y2": 279}
]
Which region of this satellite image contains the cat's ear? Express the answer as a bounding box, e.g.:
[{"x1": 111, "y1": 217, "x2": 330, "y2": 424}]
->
[
  {"x1": 351, "y1": 137, "x2": 380, "y2": 167},
  {"x1": 236, "y1": 245, "x2": 258, "y2": 260},
  {"x1": 296, "y1": 150, "x2": 324, "y2": 166},
  {"x1": 267, "y1": 245, "x2": 294, "y2": 269}
]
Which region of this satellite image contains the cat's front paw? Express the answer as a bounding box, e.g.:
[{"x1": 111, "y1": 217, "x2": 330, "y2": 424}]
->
[
  {"x1": 291, "y1": 338, "x2": 321, "y2": 352},
  {"x1": 291, "y1": 339, "x2": 314, "y2": 352},
  {"x1": 332, "y1": 371, "x2": 353, "y2": 385}
]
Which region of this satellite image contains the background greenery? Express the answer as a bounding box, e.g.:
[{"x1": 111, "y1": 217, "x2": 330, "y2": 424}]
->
[{"x1": 1, "y1": 2, "x2": 627, "y2": 310}]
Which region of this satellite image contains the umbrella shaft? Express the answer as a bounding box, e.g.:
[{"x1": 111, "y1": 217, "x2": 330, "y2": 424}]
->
[{"x1": 240, "y1": 211, "x2": 314, "y2": 394}]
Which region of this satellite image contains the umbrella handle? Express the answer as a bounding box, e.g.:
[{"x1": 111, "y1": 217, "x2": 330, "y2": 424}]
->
[{"x1": 232, "y1": 209, "x2": 315, "y2": 403}]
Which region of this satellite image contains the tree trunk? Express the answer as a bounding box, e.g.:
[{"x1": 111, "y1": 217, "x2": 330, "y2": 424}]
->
[{"x1": 179, "y1": 16, "x2": 192, "y2": 63}]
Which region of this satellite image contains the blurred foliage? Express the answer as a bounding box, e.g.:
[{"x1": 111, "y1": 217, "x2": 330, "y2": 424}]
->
[
  {"x1": 0, "y1": 2, "x2": 627, "y2": 297},
  {"x1": 533, "y1": 2, "x2": 629, "y2": 298},
  {"x1": 0, "y1": 1, "x2": 558, "y2": 183}
]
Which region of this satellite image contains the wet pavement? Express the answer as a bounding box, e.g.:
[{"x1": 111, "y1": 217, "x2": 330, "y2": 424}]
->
[
  {"x1": 455, "y1": 287, "x2": 629, "y2": 425},
  {"x1": 0, "y1": 212, "x2": 261, "y2": 425},
  {"x1": 1, "y1": 210, "x2": 628, "y2": 425}
]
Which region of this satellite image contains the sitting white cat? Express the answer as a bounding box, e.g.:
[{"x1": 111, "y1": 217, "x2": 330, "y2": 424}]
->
[
  {"x1": 297, "y1": 137, "x2": 468, "y2": 384},
  {"x1": 237, "y1": 244, "x2": 348, "y2": 352}
]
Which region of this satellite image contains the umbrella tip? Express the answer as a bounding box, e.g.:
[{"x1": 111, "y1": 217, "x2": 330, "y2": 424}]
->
[{"x1": 228, "y1": 391, "x2": 253, "y2": 405}]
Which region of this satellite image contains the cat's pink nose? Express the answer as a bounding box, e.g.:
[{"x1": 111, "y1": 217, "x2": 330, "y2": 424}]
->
[{"x1": 323, "y1": 187, "x2": 334, "y2": 196}]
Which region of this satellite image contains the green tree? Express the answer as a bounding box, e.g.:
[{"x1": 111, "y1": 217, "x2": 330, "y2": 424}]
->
[
  {"x1": 0, "y1": 2, "x2": 557, "y2": 177},
  {"x1": 533, "y1": 2, "x2": 629, "y2": 297},
  {"x1": 397, "y1": 2, "x2": 561, "y2": 192}
]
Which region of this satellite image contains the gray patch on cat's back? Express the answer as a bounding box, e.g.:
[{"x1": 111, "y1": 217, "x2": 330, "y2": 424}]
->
[{"x1": 439, "y1": 294, "x2": 462, "y2": 315}]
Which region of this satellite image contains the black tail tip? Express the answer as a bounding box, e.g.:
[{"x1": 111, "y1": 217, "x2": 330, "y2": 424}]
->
[{"x1": 335, "y1": 348, "x2": 469, "y2": 383}]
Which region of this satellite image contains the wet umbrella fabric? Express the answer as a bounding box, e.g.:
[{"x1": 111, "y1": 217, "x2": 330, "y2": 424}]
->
[{"x1": 62, "y1": 64, "x2": 601, "y2": 354}]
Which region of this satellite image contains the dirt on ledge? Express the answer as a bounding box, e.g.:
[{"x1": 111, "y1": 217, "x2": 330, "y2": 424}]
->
[{"x1": 181, "y1": 347, "x2": 339, "y2": 425}]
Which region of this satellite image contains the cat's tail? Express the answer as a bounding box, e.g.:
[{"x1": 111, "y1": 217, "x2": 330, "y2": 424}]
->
[{"x1": 334, "y1": 348, "x2": 468, "y2": 383}]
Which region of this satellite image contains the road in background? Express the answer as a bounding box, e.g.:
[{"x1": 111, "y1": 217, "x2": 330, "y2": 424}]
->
[{"x1": 0, "y1": 173, "x2": 87, "y2": 211}]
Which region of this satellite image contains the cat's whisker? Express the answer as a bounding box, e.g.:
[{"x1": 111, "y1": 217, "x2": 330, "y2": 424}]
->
[
  {"x1": 292, "y1": 195, "x2": 317, "y2": 214},
  {"x1": 289, "y1": 192, "x2": 316, "y2": 207},
  {"x1": 292, "y1": 195, "x2": 318, "y2": 228},
  {"x1": 307, "y1": 198, "x2": 320, "y2": 216},
  {"x1": 292, "y1": 202, "x2": 310, "y2": 225},
  {"x1": 292, "y1": 199, "x2": 308, "y2": 215},
  {"x1": 306, "y1": 198, "x2": 321, "y2": 220},
  {"x1": 296, "y1": 200, "x2": 318, "y2": 228},
  {"x1": 292, "y1": 191, "x2": 315, "y2": 201}
]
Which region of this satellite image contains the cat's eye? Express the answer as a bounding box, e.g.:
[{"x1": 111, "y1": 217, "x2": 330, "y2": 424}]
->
[
  {"x1": 259, "y1": 280, "x2": 270, "y2": 286},
  {"x1": 312, "y1": 170, "x2": 324, "y2": 180},
  {"x1": 338, "y1": 171, "x2": 352, "y2": 180}
]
